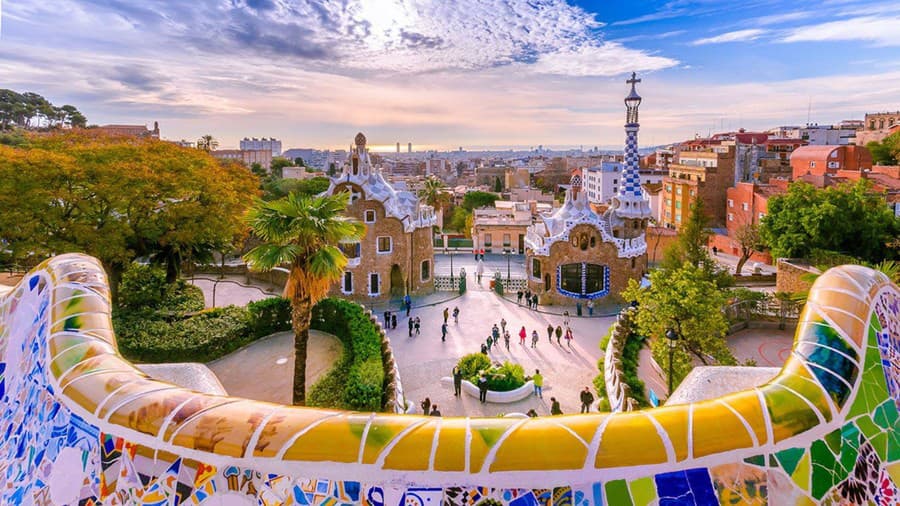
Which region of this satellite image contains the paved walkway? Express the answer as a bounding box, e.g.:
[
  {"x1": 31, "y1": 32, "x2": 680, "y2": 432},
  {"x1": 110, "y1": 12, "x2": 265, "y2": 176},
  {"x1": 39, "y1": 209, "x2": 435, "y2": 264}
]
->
[
  {"x1": 207, "y1": 330, "x2": 343, "y2": 404},
  {"x1": 188, "y1": 275, "x2": 280, "y2": 308}
]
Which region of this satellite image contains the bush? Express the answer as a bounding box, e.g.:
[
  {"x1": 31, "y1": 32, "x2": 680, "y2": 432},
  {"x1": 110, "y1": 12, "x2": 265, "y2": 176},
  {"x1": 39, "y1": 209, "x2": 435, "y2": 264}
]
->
[
  {"x1": 114, "y1": 305, "x2": 253, "y2": 363},
  {"x1": 458, "y1": 353, "x2": 491, "y2": 382},
  {"x1": 308, "y1": 298, "x2": 386, "y2": 411},
  {"x1": 592, "y1": 331, "x2": 649, "y2": 409},
  {"x1": 117, "y1": 263, "x2": 204, "y2": 313},
  {"x1": 247, "y1": 297, "x2": 292, "y2": 337}
]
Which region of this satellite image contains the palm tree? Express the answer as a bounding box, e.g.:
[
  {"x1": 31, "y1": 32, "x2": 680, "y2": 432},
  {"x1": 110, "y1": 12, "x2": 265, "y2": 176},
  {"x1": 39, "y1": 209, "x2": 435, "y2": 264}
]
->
[
  {"x1": 197, "y1": 134, "x2": 218, "y2": 152},
  {"x1": 244, "y1": 192, "x2": 365, "y2": 405},
  {"x1": 418, "y1": 176, "x2": 450, "y2": 230}
]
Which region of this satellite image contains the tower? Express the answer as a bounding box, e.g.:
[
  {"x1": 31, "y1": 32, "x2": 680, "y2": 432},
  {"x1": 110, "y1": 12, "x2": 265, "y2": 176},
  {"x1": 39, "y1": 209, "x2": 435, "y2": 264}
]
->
[
  {"x1": 408, "y1": 142, "x2": 412, "y2": 153},
  {"x1": 396, "y1": 142, "x2": 400, "y2": 153},
  {"x1": 607, "y1": 72, "x2": 652, "y2": 239}
]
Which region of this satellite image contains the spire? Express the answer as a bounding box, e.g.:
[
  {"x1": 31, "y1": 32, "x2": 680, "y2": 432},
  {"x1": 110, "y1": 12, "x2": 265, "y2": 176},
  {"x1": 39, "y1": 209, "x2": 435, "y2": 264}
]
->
[{"x1": 609, "y1": 72, "x2": 652, "y2": 220}]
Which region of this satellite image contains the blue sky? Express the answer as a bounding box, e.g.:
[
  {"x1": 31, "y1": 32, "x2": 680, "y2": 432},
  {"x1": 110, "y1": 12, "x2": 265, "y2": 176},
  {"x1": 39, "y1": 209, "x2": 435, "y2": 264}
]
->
[{"x1": 1, "y1": 0, "x2": 899, "y2": 150}]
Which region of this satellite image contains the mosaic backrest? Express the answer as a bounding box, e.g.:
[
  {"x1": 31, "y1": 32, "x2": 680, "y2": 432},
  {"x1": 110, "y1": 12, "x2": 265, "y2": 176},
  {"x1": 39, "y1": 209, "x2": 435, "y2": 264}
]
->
[{"x1": 0, "y1": 253, "x2": 897, "y2": 505}]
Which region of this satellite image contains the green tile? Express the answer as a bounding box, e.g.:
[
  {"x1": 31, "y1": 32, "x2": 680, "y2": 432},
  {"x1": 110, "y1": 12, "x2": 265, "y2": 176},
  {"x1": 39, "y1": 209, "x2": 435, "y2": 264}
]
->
[
  {"x1": 824, "y1": 428, "x2": 841, "y2": 454},
  {"x1": 744, "y1": 455, "x2": 765, "y2": 467},
  {"x1": 776, "y1": 447, "x2": 805, "y2": 476},
  {"x1": 810, "y1": 440, "x2": 837, "y2": 499},
  {"x1": 628, "y1": 477, "x2": 656, "y2": 506},
  {"x1": 839, "y1": 423, "x2": 860, "y2": 474},
  {"x1": 869, "y1": 432, "x2": 888, "y2": 462},
  {"x1": 848, "y1": 318, "x2": 890, "y2": 419},
  {"x1": 855, "y1": 415, "x2": 881, "y2": 440},
  {"x1": 605, "y1": 479, "x2": 633, "y2": 506}
]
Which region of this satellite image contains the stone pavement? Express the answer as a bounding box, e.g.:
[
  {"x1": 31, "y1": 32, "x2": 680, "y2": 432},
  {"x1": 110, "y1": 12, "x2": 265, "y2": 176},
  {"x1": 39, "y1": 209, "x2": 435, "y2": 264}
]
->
[
  {"x1": 188, "y1": 275, "x2": 280, "y2": 308},
  {"x1": 207, "y1": 330, "x2": 342, "y2": 404}
]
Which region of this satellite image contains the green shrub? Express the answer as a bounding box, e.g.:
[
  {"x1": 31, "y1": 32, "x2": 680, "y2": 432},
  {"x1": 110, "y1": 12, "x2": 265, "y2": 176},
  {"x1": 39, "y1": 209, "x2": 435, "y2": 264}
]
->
[
  {"x1": 308, "y1": 298, "x2": 386, "y2": 411},
  {"x1": 116, "y1": 263, "x2": 204, "y2": 313},
  {"x1": 485, "y1": 361, "x2": 525, "y2": 392},
  {"x1": 247, "y1": 297, "x2": 292, "y2": 337},
  {"x1": 114, "y1": 305, "x2": 253, "y2": 363},
  {"x1": 591, "y1": 332, "x2": 649, "y2": 408},
  {"x1": 458, "y1": 353, "x2": 491, "y2": 382}
]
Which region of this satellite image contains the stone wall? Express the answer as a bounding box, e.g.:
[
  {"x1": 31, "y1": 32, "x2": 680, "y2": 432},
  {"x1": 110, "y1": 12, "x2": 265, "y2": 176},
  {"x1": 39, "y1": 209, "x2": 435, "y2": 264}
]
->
[
  {"x1": 527, "y1": 224, "x2": 646, "y2": 305},
  {"x1": 0, "y1": 254, "x2": 898, "y2": 505},
  {"x1": 329, "y1": 182, "x2": 434, "y2": 301},
  {"x1": 604, "y1": 307, "x2": 639, "y2": 412},
  {"x1": 776, "y1": 258, "x2": 821, "y2": 293}
]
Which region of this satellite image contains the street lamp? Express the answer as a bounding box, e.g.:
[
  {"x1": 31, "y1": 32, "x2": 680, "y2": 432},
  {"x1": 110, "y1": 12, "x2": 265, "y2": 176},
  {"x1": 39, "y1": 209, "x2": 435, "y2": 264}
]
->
[
  {"x1": 503, "y1": 248, "x2": 511, "y2": 283},
  {"x1": 444, "y1": 247, "x2": 454, "y2": 283},
  {"x1": 665, "y1": 328, "x2": 679, "y2": 397}
]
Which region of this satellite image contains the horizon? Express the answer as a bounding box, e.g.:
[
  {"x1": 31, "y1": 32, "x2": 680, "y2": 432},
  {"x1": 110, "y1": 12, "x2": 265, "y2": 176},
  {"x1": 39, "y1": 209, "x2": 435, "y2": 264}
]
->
[{"x1": 2, "y1": 1, "x2": 899, "y2": 150}]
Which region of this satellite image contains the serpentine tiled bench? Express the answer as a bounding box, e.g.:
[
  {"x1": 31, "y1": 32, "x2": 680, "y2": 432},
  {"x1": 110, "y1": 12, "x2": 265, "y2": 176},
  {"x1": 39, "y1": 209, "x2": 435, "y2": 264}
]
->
[{"x1": 0, "y1": 253, "x2": 897, "y2": 504}]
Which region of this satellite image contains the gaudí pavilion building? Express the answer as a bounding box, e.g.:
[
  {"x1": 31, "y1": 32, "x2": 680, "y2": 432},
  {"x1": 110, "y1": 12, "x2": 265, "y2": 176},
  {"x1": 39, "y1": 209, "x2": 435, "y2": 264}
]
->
[
  {"x1": 325, "y1": 132, "x2": 436, "y2": 301},
  {"x1": 525, "y1": 73, "x2": 651, "y2": 305}
]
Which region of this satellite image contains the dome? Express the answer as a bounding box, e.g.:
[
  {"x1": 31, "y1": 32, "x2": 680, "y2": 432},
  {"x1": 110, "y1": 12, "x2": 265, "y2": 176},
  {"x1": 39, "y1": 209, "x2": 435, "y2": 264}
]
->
[{"x1": 354, "y1": 132, "x2": 367, "y2": 147}]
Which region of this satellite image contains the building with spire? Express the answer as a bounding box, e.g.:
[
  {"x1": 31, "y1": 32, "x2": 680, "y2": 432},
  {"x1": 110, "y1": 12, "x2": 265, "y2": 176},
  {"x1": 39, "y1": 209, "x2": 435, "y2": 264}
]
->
[
  {"x1": 524, "y1": 73, "x2": 649, "y2": 305},
  {"x1": 324, "y1": 132, "x2": 436, "y2": 301}
]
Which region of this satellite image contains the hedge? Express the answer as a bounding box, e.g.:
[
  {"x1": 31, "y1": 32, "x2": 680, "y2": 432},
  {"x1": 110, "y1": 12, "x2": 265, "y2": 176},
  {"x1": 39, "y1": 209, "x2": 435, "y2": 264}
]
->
[
  {"x1": 308, "y1": 298, "x2": 385, "y2": 411},
  {"x1": 456, "y1": 353, "x2": 525, "y2": 392},
  {"x1": 592, "y1": 333, "x2": 649, "y2": 410}
]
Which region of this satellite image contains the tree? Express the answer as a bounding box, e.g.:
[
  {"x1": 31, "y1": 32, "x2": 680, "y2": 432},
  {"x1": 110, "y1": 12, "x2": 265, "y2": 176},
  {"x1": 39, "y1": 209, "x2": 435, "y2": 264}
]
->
[
  {"x1": 622, "y1": 263, "x2": 736, "y2": 391},
  {"x1": 294, "y1": 157, "x2": 305, "y2": 167},
  {"x1": 866, "y1": 132, "x2": 900, "y2": 165},
  {"x1": 734, "y1": 223, "x2": 763, "y2": 276},
  {"x1": 270, "y1": 157, "x2": 294, "y2": 175},
  {"x1": 0, "y1": 130, "x2": 258, "y2": 296},
  {"x1": 0, "y1": 89, "x2": 87, "y2": 130},
  {"x1": 262, "y1": 176, "x2": 330, "y2": 201},
  {"x1": 493, "y1": 176, "x2": 503, "y2": 192},
  {"x1": 196, "y1": 134, "x2": 218, "y2": 152},
  {"x1": 244, "y1": 192, "x2": 365, "y2": 405},
  {"x1": 661, "y1": 199, "x2": 732, "y2": 287},
  {"x1": 462, "y1": 190, "x2": 499, "y2": 211},
  {"x1": 418, "y1": 176, "x2": 450, "y2": 229},
  {"x1": 760, "y1": 180, "x2": 900, "y2": 262}
]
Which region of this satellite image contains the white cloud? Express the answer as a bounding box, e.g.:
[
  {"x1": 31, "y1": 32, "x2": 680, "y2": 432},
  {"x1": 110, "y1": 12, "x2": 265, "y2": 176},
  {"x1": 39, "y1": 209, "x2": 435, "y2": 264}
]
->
[
  {"x1": 781, "y1": 16, "x2": 900, "y2": 46},
  {"x1": 692, "y1": 29, "x2": 766, "y2": 45},
  {"x1": 527, "y1": 43, "x2": 678, "y2": 77}
]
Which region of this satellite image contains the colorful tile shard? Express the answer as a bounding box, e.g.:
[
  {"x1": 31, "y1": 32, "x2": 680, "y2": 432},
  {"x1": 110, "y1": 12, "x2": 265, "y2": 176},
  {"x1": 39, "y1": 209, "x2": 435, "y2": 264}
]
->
[{"x1": 0, "y1": 253, "x2": 897, "y2": 505}]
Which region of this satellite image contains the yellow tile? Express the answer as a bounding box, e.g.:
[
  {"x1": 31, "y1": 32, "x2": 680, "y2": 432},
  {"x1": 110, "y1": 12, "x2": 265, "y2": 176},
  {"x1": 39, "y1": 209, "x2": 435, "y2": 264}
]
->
[
  {"x1": 490, "y1": 418, "x2": 588, "y2": 471},
  {"x1": 692, "y1": 399, "x2": 755, "y2": 458},
  {"x1": 382, "y1": 419, "x2": 439, "y2": 471},
  {"x1": 648, "y1": 406, "x2": 690, "y2": 461},
  {"x1": 596, "y1": 412, "x2": 668, "y2": 468}
]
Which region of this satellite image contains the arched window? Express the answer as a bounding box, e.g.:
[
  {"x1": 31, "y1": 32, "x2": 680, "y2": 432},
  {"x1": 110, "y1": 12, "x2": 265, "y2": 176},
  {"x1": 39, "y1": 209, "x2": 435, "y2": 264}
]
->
[{"x1": 557, "y1": 263, "x2": 608, "y2": 298}]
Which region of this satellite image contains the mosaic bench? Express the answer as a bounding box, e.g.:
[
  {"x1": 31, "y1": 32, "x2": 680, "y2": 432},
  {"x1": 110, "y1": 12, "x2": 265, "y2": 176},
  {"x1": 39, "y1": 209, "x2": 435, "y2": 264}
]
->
[{"x1": 0, "y1": 253, "x2": 897, "y2": 505}]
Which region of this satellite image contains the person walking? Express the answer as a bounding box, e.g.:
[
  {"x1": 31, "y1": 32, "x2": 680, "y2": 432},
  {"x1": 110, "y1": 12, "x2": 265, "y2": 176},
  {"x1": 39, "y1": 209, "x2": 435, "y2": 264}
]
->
[
  {"x1": 480, "y1": 248, "x2": 485, "y2": 260},
  {"x1": 452, "y1": 366, "x2": 462, "y2": 397},
  {"x1": 443, "y1": 307, "x2": 449, "y2": 324},
  {"x1": 531, "y1": 293, "x2": 538, "y2": 310},
  {"x1": 518, "y1": 326, "x2": 527, "y2": 345},
  {"x1": 383, "y1": 310, "x2": 390, "y2": 328},
  {"x1": 492, "y1": 324, "x2": 500, "y2": 342},
  {"x1": 587, "y1": 299, "x2": 594, "y2": 317},
  {"x1": 481, "y1": 343, "x2": 488, "y2": 355},
  {"x1": 391, "y1": 313, "x2": 397, "y2": 329},
  {"x1": 565, "y1": 327, "x2": 573, "y2": 347},
  {"x1": 555, "y1": 325, "x2": 563, "y2": 345},
  {"x1": 452, "y1": 306, "x2": 459, "y2": 324},
  {"x1": 500, "y1": 318, "x2": 507, "y2": 333},
  {"x1": 525, "y1": 289, "x2": 532, "y2": 306},
  {"x1": 531, "y1": 330, "x2": 539, "y2": 348},
  {"x1": 546, "y1": 323, "x2": 554, "y2": 343},
  {"x1": 580, "y1": 387, "x2": 594, "y2": 413},
  {"x1": 532, "y1": 369, "x2": 543, "y2": 398},
  {"x1": 550, "y1": 397, "x2": 562, "y2": 415},
  {"x1": 414, "y1": 316, "x2": 421, "y2": 335},
  {"x1": 441, "y1": 322, "x2": 448, "y2": 342},
  {"x1": 503, "y1": 330, "x2": 510, "y2": 351},
  {"x1": 405, "y1": 294, "x2": 412, "y2": 316},
  {"x1": 563, "y1": 310, "x2": 570, "y2": 327},
  {"x1": 430, "y1": 405, "x2": 441, "y2": 416},
  {"x1": 408, "y1": 317, "x2": 414, "y2": 337},
  {"x1": 486, "y1": 334, "x2": 494, "y2": 352},
  {"x1": 478, "y1": 374, "x2": 488, "y2": 403},
  {"x1": 516, "y1": 290, "x2": 523, "y2": 305},
  {"x1": 420, "y1": 397, "x2": 431, "y2": 415},
  {"x1": 474, "y1": 248, "x2": 479, "y2": 261},
  {"x1": 712, "y1": 245, "x2": 718, "y2": 256}
]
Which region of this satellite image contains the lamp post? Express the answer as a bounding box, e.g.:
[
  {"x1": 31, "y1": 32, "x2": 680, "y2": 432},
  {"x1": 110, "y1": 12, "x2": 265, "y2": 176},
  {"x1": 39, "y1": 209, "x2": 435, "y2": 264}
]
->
[
  {"x1": 665, "y1": 328, "x2": 679, "y2": 397},
  {"x1": 444, "y1": 247, "x2": 454, "y2": 283},
  {"x1": 503, "y1": 248, "x2": 511, "y2": 283}
]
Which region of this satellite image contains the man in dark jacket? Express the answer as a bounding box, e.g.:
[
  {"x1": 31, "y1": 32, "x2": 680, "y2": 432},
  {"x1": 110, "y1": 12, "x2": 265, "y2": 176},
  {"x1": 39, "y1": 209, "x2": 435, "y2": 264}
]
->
[
  {"x1": 550, "y1": 397, "x2": 562, "y2": 415},
  {"x1": 452, "y1": 366, "x2": 463, "y2": 396},
  {"x1": 478, "y1": 374, "x2": 488, "y2": 403},
  {"x1": 580, "y1": 387, "x2": 594, "y2": 413}
]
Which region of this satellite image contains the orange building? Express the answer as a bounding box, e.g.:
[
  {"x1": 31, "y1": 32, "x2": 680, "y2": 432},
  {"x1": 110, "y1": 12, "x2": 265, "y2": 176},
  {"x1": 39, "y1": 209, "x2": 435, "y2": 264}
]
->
[
  {"x1": 660, "y1": 145, "x2": 735, "y2": 229},
  {"x1": 790, "y1": 145, "x2": 873, "y2": 179}
]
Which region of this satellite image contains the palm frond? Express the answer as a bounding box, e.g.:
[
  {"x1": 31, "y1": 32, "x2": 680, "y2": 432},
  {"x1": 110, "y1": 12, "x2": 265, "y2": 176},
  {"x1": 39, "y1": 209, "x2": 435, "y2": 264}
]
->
[{"x1": 244, "y1": 243, "x2": 301, "y2": 271}]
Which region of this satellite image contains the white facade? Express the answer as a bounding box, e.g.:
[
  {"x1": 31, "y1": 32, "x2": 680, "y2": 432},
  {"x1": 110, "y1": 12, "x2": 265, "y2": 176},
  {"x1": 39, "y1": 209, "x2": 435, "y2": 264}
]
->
[
  {"x1": 240, "y1": 137, "x2": 282, "y2": 156},
  {"x1": 801, "y1": 125, "x2": 856, "y2": 145},
  {"x1": 582, "y1": 162, "x2": 624, "y2": 204}
]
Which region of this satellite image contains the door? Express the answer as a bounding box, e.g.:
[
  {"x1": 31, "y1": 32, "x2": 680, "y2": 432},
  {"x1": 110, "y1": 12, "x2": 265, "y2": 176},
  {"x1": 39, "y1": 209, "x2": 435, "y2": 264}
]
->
[
  {"x1": 518, "y1": 234, "x2": 525, "y2": 254},
  {"x1": 390, "y1": 264, "x2": 405, "y2": 297}
]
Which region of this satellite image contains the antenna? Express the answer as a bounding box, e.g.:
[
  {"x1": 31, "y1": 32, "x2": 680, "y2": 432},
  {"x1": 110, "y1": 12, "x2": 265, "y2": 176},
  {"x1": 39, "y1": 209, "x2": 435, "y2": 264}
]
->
[{"x1": 807, "y1": 97, "x2": 812, "y2": 125}]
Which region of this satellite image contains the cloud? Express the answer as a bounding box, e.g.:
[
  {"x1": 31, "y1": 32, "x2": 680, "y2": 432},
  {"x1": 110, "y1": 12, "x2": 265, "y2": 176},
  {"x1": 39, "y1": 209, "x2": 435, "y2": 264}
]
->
[
  {"x1": 692, "y1": 29, "x2": 766, "y2": 45},
  {"x1": 528, "y1": 43, "x2": 678, "y2": 77},
  {"x1": 781, "y1": 16, "x2": 900, "y2": 46}
]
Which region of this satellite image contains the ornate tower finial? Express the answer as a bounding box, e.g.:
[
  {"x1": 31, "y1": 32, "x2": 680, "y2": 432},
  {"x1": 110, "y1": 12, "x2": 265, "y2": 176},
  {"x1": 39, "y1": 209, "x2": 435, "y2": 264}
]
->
[
  {"x1": 625, "y1": 72, "x2": 642, "y2": 126},
  {"x1": 354, "y1": 132, "x2": 367, "y2": 147},
  {"x1": 607, "y1": 72, "x2": 652, "y2": 224}
]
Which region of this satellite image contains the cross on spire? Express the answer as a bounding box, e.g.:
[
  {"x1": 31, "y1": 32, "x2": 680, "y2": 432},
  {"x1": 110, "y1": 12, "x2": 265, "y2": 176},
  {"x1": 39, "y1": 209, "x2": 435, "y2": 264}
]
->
[{"x1": 627, "y1": 72, "x2": 641, "y2": 87}]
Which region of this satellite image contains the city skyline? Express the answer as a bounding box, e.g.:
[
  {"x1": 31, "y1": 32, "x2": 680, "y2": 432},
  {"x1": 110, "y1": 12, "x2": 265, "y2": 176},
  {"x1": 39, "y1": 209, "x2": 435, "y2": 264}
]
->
[{"x1": 2, "y1": 0, "x2": 899, "y2": 150}]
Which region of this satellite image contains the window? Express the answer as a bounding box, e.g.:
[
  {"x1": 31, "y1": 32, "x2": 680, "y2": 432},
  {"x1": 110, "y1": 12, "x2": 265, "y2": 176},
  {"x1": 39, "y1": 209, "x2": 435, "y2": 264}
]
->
[
  {"x1": 484, "y1": 234, "x2": 492, "y2": 247},
  {"x1": 531, "y1": 258, "x2": 542, "y2": 279},
  {"x1": 742, "y1": 202, "x2": 749, "y2": 211},
  {"x1": 421, "y1": 260, "x2": 430, "y2": 281},
  {"x1": 558, "y1": 263, "x2": 608, "y2": 298},
  {"x1": 675, "y1": 201, "x2": 681, "y2": 209},
  {"x1": 612, "y1": 187, "x2": 617, "y2": 193},
  {"x1": 364, "y1": 209, "x2": 376, "y2": 223},
  {"x1": 676, "y1": 187, "x2": 682, "y2": 195},
  {"x1": 503, "y1": 234, "x2": 511, "y2": 247},
  {"x1": 342, "y1": 272, "x2": 353, "y2": 293},
  {"x1": 666, "y1": 198, "x2": 672, "y2": 206},
  {"x1": 690, "y1": 190, "x2": 696, "y2": 197},
  {"x1": 369, "y1": 273, "x2": 380, "y2": 295},
  {"x1": 759, "y1": 212, "x2": 766, "y2": 220},
  {"x1": 830, "y1": 150, "x2": 838, "y2": 158},
  {"x1": 377, "y1": 236, "x2": 392, "y2": 253},
  {"x1": 339, "y1": 242, "x2": 361, "y2": 259},
  {"x1": 665, "y1": 184, "x2": 672, "y2": 192},
  {"x1": 612, "y1": 179, "x2": 618, "y2": 184},
  {"x1": 810, "y1": 161, "x2": 816, "y2": 168},
  {"x1": 728, "y1": 199, "x2": 734, "y2": 208},
  {"x1": 675, "y1": 213, "x2": 682, "y2": 222},
  {"x1": 728, "y1": 213, "x2": 734, "y2": 221}
]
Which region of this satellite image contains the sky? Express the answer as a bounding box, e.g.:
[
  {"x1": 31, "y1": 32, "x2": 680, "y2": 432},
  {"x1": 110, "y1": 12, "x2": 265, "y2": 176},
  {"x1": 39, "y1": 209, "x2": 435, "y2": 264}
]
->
[{"x1": 2, "y1": 0, "x2": 899, "y2": 151}]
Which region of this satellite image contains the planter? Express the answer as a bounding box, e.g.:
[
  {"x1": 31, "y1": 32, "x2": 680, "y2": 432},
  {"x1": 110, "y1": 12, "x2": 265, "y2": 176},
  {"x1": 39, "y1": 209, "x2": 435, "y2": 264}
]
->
[{"x1": 440, "y1": 377, "x2": 534, "y2": 403}]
